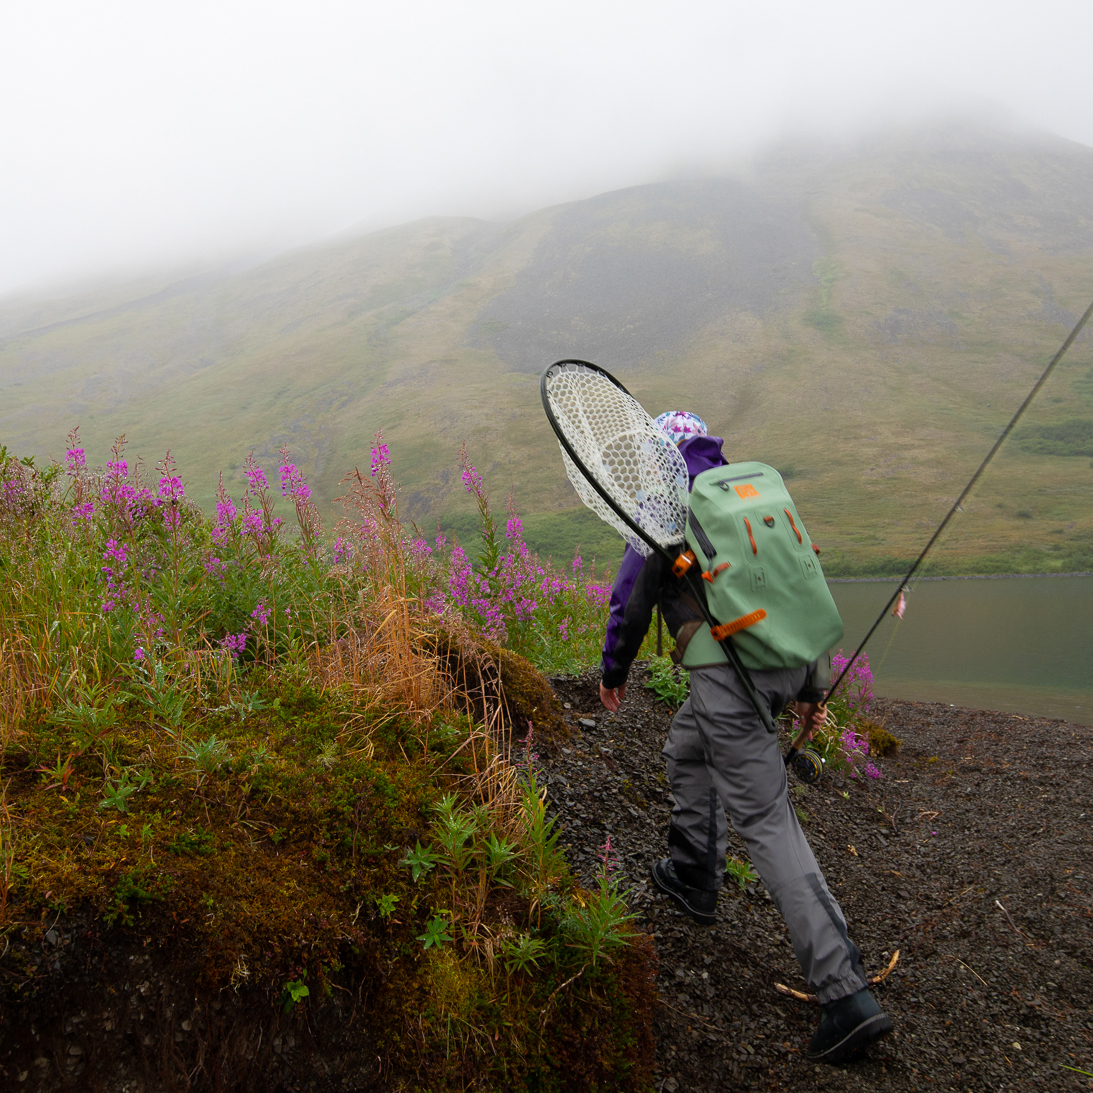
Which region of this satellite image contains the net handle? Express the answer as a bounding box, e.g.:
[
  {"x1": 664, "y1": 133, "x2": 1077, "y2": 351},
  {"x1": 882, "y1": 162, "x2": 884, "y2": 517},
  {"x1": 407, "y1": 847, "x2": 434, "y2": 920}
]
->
[{"x1": 540, "y1": 359, "x2": 777, "y2": 734}]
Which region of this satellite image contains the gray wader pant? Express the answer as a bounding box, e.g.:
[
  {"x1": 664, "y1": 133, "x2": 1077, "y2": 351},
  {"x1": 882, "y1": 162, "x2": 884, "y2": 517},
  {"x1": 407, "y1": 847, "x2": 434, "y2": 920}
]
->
[{"x1": 663, "y1": 663, "x2": 868, "y2": 1004}]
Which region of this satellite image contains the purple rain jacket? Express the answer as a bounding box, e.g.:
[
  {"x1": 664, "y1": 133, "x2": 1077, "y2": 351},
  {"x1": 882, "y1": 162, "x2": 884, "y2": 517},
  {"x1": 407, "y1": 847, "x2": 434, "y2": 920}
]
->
[
  {"x1": 599, "y1": 435, "x2": 830, "y2": 701},
  {"x1": 600, "y1": 435, "x2": 728, "y2": 689}
]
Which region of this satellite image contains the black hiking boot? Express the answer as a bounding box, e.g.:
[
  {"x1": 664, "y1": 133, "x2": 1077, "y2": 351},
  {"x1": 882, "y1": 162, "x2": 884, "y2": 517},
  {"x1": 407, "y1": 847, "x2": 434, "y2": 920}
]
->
[
  {"x1": 806, "y1": 987, "x2": 893, "y2": 1065},
  {"x1": 650, "y1": 858, "x2": 718, "y2": 926}
]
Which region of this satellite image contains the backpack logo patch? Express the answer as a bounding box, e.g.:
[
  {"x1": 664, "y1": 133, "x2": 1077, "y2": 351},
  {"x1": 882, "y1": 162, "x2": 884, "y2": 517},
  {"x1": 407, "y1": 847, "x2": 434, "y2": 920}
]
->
[{"x1": 734, "y1": 483, "x2": 760, "y2": 499}]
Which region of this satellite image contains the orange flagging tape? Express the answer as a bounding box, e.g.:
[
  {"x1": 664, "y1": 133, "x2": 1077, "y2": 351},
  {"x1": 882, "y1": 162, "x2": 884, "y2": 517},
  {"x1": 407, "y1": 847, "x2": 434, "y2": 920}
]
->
[{"x1": 710, "y1": 609, "x2": 766, "y2": 641}]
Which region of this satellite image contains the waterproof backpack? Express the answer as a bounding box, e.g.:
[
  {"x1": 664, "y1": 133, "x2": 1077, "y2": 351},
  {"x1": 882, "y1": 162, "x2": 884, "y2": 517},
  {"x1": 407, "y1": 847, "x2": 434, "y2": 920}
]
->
[{"x1": 679, "y1": 461, "x2": 844, "y2": 671}]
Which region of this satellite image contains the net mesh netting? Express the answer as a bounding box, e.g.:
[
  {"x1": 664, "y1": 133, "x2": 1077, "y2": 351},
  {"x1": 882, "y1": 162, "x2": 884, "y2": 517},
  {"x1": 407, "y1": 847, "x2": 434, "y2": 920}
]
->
[{"x1": 543, "y1": 361, "x2": 689, "y2": 557}]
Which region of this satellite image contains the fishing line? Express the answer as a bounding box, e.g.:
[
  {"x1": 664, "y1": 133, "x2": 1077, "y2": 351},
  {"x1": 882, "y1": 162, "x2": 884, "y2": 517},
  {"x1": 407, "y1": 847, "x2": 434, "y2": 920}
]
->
[{"x1": 826, "y1": 296, "x2": 1093, "y2": 704}]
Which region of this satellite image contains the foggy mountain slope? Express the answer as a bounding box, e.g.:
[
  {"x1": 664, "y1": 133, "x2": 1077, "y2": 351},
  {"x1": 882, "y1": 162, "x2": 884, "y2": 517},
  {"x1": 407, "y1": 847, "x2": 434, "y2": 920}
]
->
[
  {"x1": 2, "y1": 122, "x2": 1092, "y2": 574},
  {"x1": 474, "y1": 178, "x2": 819, "y2": 373}
]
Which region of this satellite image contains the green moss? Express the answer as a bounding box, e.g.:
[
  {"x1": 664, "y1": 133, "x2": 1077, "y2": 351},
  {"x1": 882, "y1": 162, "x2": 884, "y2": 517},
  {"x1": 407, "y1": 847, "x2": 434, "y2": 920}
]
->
[
  {"x1": 859, "y1": 717, "x2": 902, "y2": 757},
  {"x1": 2, "y1": 672, "x2": 652, "y2": 1090}
]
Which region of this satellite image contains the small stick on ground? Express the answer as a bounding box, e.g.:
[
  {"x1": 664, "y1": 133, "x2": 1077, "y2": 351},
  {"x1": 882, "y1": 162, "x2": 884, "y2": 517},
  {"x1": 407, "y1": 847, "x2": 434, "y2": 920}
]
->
[
  {"x1": 774, "y1": 950, "x2": 901, "y2": 1003},
  {"x1": 995, "y1": 899, "x2": 1032, "y2": 942},
  {"x1": 539, "y1": 963, "x2": 589, "y2": 1027},
  {"x1": 657, "y1": 998, "x2": 723, "y2": 1030}
]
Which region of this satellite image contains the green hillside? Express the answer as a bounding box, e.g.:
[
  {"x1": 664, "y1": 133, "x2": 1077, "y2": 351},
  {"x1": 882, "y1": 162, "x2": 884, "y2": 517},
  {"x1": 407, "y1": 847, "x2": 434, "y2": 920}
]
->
[{"x1": 3, "y1": 121, "x2": 1093, "y2": 575}]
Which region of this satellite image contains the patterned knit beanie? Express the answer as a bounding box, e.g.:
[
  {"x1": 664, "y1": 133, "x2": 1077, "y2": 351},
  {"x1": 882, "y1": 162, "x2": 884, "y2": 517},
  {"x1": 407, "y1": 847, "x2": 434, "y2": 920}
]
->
[{"x1": 654, "y1": 410, "x2": 708, "y2": 446}]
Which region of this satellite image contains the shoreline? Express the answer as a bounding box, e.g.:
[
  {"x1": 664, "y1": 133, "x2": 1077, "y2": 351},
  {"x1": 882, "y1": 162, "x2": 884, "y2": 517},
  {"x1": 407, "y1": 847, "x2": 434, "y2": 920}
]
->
[{"x1": 827, "y1": 570, "x2": 1093, "y2": 583}]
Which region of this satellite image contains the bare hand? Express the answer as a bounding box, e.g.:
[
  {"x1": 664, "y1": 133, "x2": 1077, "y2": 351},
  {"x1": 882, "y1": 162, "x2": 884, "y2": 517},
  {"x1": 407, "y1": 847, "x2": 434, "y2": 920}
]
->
[
  {"x1": 794, "y1": 701, "x2": 827, "y2": 740},
  {"x1": 599, "y1": 681, "x2": 626, "y2": 713}
]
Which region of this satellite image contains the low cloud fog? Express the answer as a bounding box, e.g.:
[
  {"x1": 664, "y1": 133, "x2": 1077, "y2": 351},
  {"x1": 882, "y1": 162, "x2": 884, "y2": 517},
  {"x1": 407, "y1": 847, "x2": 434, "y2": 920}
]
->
[{"x1": 2, "y1": 0, "x2": 1091, "y2": 298}]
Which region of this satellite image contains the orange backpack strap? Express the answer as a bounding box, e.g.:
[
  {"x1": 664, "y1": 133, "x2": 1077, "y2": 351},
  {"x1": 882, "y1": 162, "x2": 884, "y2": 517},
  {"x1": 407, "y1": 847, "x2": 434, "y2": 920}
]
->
[{"x1": 709, "y1": 608, "x2": 767, "y2": 641}]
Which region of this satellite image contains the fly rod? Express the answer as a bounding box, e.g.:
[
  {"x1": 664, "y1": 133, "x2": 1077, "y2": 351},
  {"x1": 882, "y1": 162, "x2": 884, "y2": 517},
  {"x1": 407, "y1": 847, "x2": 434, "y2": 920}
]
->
[{"x1": 785, "y1": 295, "x2": 1093, "y2": 767}]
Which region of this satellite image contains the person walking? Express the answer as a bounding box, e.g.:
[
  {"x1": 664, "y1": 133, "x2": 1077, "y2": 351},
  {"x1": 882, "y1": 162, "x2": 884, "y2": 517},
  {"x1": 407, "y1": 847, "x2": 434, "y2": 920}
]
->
[{"x1": 598, "y1": 410, "x2": 892, "y2": 1065}]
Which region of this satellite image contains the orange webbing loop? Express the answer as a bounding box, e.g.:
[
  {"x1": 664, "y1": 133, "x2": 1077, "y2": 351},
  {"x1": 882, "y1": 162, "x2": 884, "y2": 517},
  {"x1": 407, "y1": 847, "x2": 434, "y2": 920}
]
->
[
  {"x1": 710, "y1": 609, "x2": 767, "y2": 641},
  {"x1": 743, "y1": 517, "x2": 758, "y2": 555},
  {"x1": 672, "y1": 550, "x2": 697, "y2": 577},
  {"x1": 812, "y1": 543, "x2": 821, "y2": 555},
  {"x1": 784, "y1": 508, "x2": 802, "y2": 544},
  {"x1": 702, "y1": 562, "x2": 731, "y2": 583}
]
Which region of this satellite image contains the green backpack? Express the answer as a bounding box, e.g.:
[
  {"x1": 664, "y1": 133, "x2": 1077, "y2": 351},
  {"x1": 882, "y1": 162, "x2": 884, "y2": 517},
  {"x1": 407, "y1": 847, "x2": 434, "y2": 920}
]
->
[{"x1": 679, "y1": 461, "x2": 843, "y2": 671}]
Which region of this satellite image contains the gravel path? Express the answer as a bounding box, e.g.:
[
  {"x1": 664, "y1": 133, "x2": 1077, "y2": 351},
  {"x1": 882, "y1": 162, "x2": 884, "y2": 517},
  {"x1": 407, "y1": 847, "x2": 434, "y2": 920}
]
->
[{"x1": 543, "y1": 665, "x2": 1093, "y2": 1092}]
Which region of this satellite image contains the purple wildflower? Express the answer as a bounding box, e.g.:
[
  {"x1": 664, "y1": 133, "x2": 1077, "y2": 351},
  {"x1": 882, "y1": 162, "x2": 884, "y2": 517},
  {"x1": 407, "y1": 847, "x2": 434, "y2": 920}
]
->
[
  {"x1": 243, "y1": 455, "x2": 268, "y2": 496},
  {"x1": 332, "y1": 536, "x2": 353, "y2": 564},
  {"x1": 250, "y1": 601, "x2": 271, "y2": 627},
  {"x1": 370, "y1": 435, "x2": 391, "y2": 477},
  {"x1": 279, "y1": 461, "x2": 312, "y2": 502},
  {"x1": 218, "y1": 632, "x2": 247, "y2": 660}
]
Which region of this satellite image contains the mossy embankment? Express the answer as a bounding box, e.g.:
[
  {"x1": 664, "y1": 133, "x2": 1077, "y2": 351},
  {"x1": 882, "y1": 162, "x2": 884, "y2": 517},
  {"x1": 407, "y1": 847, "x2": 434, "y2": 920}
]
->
[
  {"x1": 0, "y1": 660, "x2": 655, "y2": 1091},
  {"x1": 0, "y1": 442, "x2": 654, "y2": 1091}
]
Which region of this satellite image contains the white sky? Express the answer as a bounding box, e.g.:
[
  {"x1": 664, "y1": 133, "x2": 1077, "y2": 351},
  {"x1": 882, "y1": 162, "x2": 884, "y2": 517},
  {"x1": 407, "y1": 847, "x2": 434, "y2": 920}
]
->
[{"x1": 2, "y1": 0, "x2": 1091, "y2": 298}]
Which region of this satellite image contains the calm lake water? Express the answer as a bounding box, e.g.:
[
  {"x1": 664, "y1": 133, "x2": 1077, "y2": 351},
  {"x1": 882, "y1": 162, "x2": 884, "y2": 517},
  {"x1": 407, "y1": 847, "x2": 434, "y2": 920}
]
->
[{"x1": 827, "y1": 575, "x2": 1093, "y2": 726}]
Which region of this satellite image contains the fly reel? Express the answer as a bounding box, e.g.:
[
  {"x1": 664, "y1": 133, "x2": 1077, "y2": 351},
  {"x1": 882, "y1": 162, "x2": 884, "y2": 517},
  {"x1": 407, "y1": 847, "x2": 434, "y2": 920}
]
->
[{"x1": 788, "y1": 746, "x2": 825, "y2": 785}]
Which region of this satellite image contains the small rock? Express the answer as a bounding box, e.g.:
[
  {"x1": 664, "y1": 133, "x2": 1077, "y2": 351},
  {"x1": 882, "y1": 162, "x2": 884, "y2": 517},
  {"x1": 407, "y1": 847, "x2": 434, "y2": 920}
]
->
[
  {"x1": 68, "y1": 1045, "x2": 84, "y2": 1056},
  {"x1": 181, "y1": 1020, "x2": 192, "y2": 1031},
  {"x1": 664, "y1": 1078, "x2": 678, "y2": 1093},
  {"x1": 578, "y1": 718, "x2": 596, "y2": 729},
  {"x1": 563, "y1": 702, "x2": 572, "y2": 709}
]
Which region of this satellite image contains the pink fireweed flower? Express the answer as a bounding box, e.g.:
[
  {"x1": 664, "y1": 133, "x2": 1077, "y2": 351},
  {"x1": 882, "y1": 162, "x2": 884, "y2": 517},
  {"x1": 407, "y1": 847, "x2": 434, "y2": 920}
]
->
[
  {"x1": 461, "y1": 464, "x2": 483, "y2": 494},
  {"x1": 598, "y1": 835, "x2": 619, "y2": 876},
  {"x1": 65, "y1": 447, "x2": 86, "y2": 474},
  {"x1": 71, "y1": 501, "x2": 95, "y2": 525},
  {"x1": 572, "y1": 551, "x2": 582, "y2": 575},
  {"x1": 435, "y1": 530, "x2": 447, "y2": 552},
  {"x1": 214, "y1": 496, "x2": 236, "y2": 524},
  {"x1": 134, "y1": 647, "x2": 145, "y2": 662},
  {"x1": 332, "y1": 536, "x2": 353, "y2": 564},
  {"x1": 250, "y1": 601, "x2": 271, "y2": 627},
  {"x1": 218, "y1": 632, "x2": 247, "y2": 660},
  {"x1": 203, "y1": 554, "x2": 228, "y2": 579},
  {"x1": 157, "y1": 474, "x2": 184, "y2": 503},
  {"x1": 409, "y1": 537, "x2": 432, "y2": 558},
  {"x1": 370, "y1": 436, "x2": 391, "y2": 476},
  {"x1": 505, "y1": 514, "x2": 523, "y2": 541},
  {"x1": 241, "y1": 509, "x2": 263, "y2": 538},
  {"x1": 100, "y1": 539, "x2": 130, "y2": 613},
  {"x1": 278, "y1": 461, "x2": 312, "y2": 502},
  {"x1": 243, "y1": 455, "x2": 268, "y2": 496}
]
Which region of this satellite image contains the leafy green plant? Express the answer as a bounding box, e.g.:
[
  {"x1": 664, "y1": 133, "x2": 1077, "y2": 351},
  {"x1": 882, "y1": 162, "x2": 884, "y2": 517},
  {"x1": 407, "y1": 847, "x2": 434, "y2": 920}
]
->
[
  {"x1": 418, "y1": 913, "x2": 454, "y2": 950},
  {"x1": 98, "y1": 768, "x2": 153, "y2": 813},
  {"x1": 374, "y1": 893, "x2": 400, "y2": 920},
  {"x1": 725, "y1": 856, "x2": 758, "y2": 890},
  {"x1": 483, "y1": 833, "x2": 517, "y2": 883},
  {"x1": 643, "y1": 654, "x2": 689, "y2": 707},
  {"x1": 183, "y1": 734, "x2": 230, "y2": 779},
  {"x1": 36, "y1": 751, "x2": 76, "y2": 791},
  {"x1": 401, "y1": 842, "x2": 440, "y2": 882},
  {"x1": 561, "y1": 872, "x2": 636, "y2": 965},
  {"x1": 281, "y1": 974, "x2": 310, "y2": 1014},
  {"x1": 502, "y1": 932, "x2": 548, "y2": 974}
]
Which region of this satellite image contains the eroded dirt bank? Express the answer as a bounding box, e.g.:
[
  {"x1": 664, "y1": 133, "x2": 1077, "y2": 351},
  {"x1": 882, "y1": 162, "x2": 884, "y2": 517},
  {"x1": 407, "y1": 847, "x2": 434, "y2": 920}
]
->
[{"x1": 545, "y1": 667, "x2": 1093, "y2": 1092}]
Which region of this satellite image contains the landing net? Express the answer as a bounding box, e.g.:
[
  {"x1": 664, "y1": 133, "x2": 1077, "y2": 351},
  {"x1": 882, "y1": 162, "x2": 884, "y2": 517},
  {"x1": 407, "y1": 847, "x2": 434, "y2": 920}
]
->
[{"x1": 541, "y1": 360, "x2": 689, "y2": 557}]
